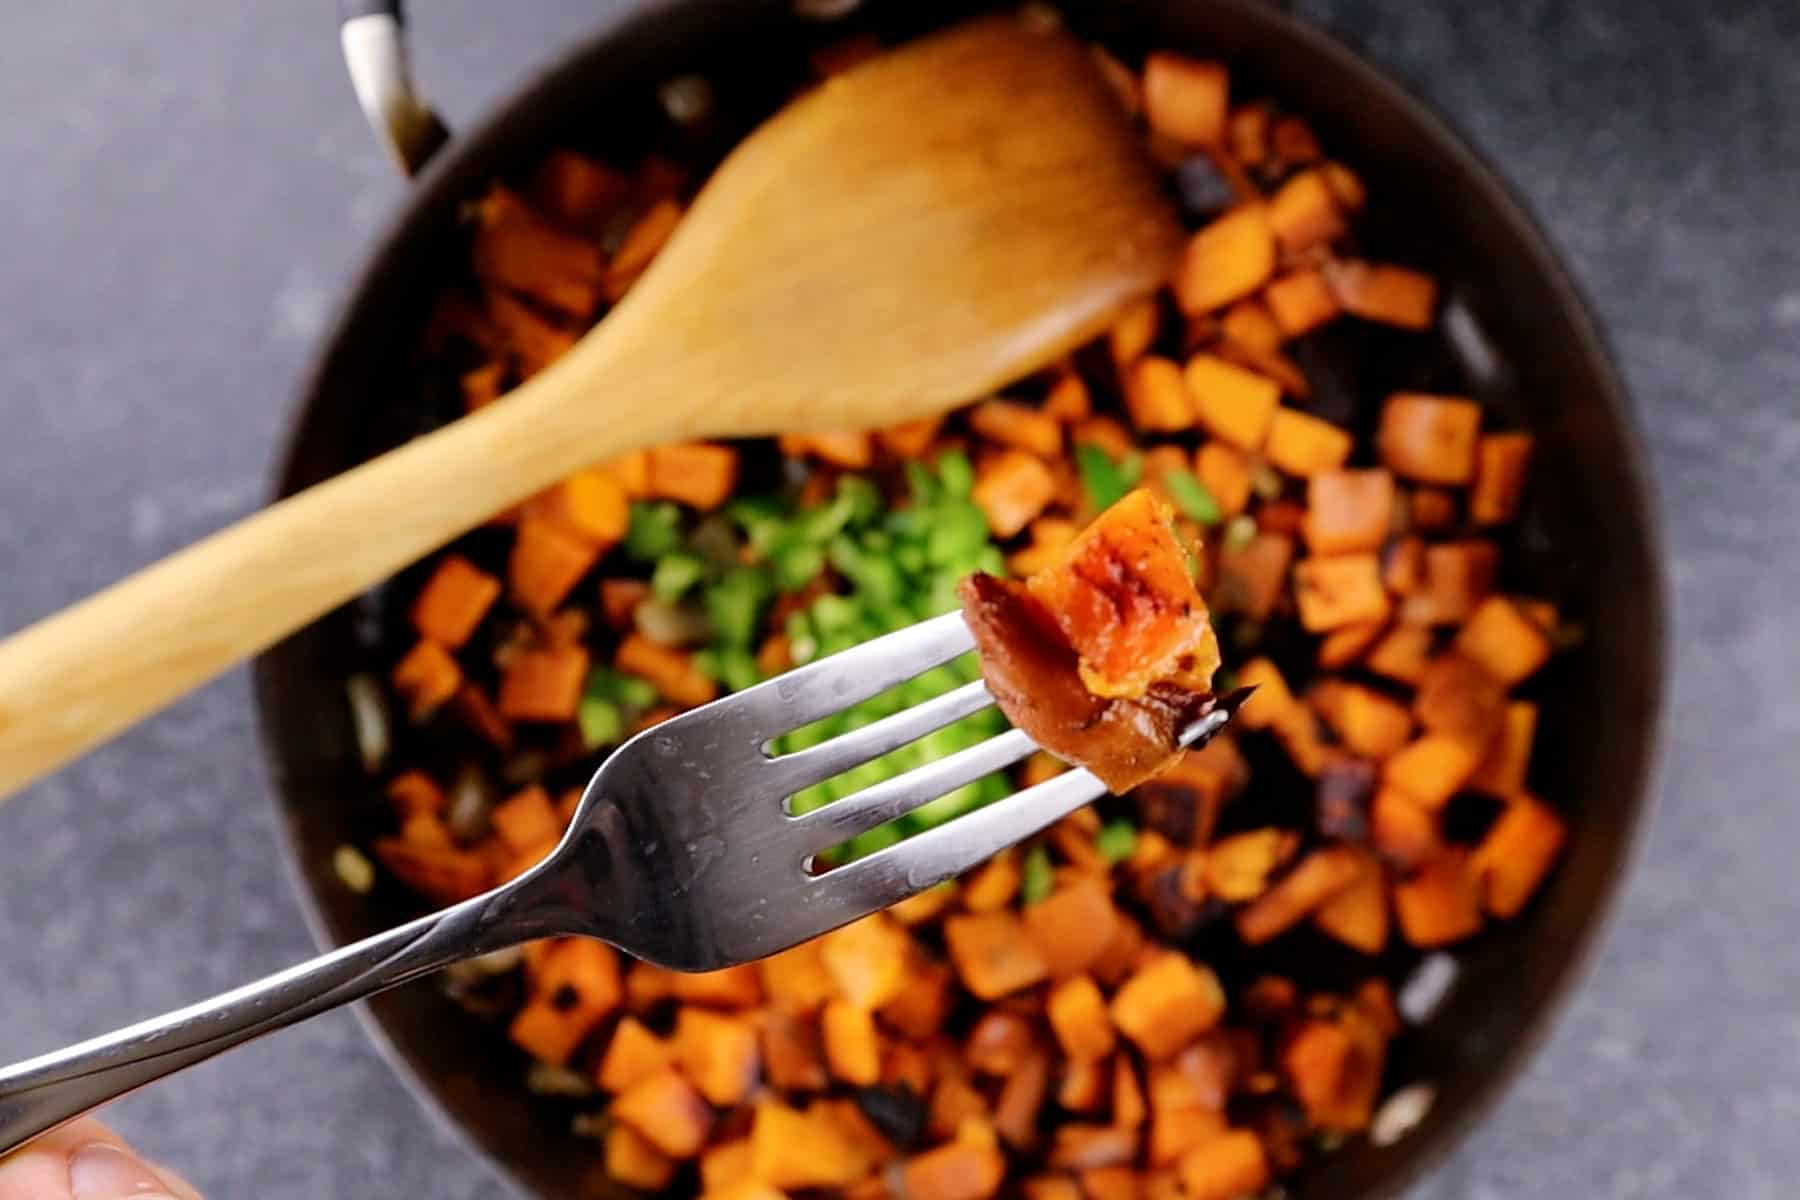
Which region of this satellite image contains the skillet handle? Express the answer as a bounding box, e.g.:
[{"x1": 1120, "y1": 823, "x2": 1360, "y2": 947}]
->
[{"x1": 337, "y1": 0, "x2": 448, "y2": 175}]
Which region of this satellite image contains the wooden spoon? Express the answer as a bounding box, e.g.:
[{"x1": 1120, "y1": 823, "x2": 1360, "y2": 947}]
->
[{"x1": 0, "y1": 16, "x2": 1182, "y2": 800}]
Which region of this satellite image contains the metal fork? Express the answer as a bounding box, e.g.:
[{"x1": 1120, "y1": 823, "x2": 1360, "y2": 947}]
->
[{"x1": 0, "y1": 611, "x2": 1240, "y2": 1153}]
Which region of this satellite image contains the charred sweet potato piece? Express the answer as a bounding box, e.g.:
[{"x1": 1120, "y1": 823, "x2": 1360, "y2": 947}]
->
[
  {"x1": 1470, "y1": 795, "x2": 1566, "y2": 917},
  {"x1": 1471, "y1": 432, "x2": 1534, "y2": 525},
  {"x1": 1378, "y1": 393, "x2": 1482, "y2": 485},
  {"x1": 1305, "y1": 469, "x2": 1395, "y2": 555},
  {"x1": 1400, "y1": 541, "x2": 1498, "y2": 626},
  {"x1": 1294, "y1": 554, "x2": 1390, "y2": 631},
  {"x1": 1235, "y1": 847, "x2": 1364, "y2": 946}
]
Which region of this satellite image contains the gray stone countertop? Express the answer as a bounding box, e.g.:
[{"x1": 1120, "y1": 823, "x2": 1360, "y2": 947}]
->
[{"x1": 0, "y1": 0, "x2": 1793, "y2": 1196}]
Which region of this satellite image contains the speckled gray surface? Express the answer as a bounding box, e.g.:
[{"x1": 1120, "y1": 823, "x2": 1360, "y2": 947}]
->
[{"x1": 0, "y1": 0, "x2": 1791, "y2": 1196}]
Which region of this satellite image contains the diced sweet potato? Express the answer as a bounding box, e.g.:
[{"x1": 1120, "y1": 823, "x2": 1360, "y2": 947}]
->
[
  {"x1": 781, "y1": 430, "x2": 876, "y2": 469},
  {"x1": 508, "y1": 516, "x2": 598, "y2": 616},
  {"x1": 411, "y1": 556, "x2": 500, "y2": 649},
  {"x1": 1049, "y1": 1124, "x2": 1140, "y2": 1170},
  {"x1": 385, "y1": 770, "x2": 444, "y2": 819},
  {"x1": 1324, "y1": 260, "x2": 1438, "y2": 330},
  {"x1": 899, "y1": 1125, "x2": 1007, "y2": 1200},
  {"x1": 510, "y1": 942, "x2": 621, "y2": 1065},
  {"x1": 879, "y1": 415, "x2": 944, "y2": 458},
  {"x1": 700, "y1": 1140, "x2": 755, "y2": 1193},
  {"x1": 671, "y1": 1008, "x2": 760, "y2": 1106},
  {"x1": 1384, "y1": 734, "x2": 1483, "y2": 808},
  {"x1": 540, "y1": 468, "x2": 630, "y2": 547},
  {"x1": 1109, "y1": 296, "x2": 1161, "y2": 369},
  {"x1": 1393, "y1": 851, "x2": 1484, "y2": 948},
  {"x1": 1318, "y1": 620, "x2": 1385, "y2": 670},
  {"x1": 752, "y1": 1099, "x2": 868, "y2": 1189},
  {"x1": 647, "y1": 442, "x2": 739, "y2": 509},
  {"x1": 1221, "y1": 298, "x2": 1283, "y2": 354},
  {"x1": 485, "y1": 289, "x2": 575, "y2": 376},
  {"x1": 371, "y1": 838, "x2": 489, "y2": 905},
  {"x1": 490, "y1": 785, "x2": 561, "y2": 853},
  {"x1": 1282, "y1": 1020, "x2": 1351, "y2": 1122},
  {"x1": 1112, "y1": 1054, "x2": 1149, "y2": 1130},
  {"x1": 668, "y1": 963, "x2": 764, "y2": 1008},
  {"x1": 1401, "y1": 540, "x2": 1498, "y2": 626},
  {"x1": 994, "y1": 1049, "x2": 1052, "y2": 1149},
  {"x1": 497, "y1": 645, "x2": 589, "y2": 722},
  {"x1": 1177, "y1": 1131, "x2": 1269, "y2": 1200},
  {"x1": 1204, "y1": 829, "x2": 1297, "y2": 902},
  {"x1": 599, "y1": 1016, "x2": 673, "y2": 1092},
  {"x1": 1267, "y1": 169, "x2": 1347, "y2": 254},
  {"x1": 1142, "y1": 52, "x2": 1228, "y2": 145},
  {"x1": 1111, "y1": 953, "x2": 1226, "y2": 1060},
  {"x1": 1215, "y1": 530, "x2": 1293, "y2": 621},
  {"x1": 1228, "y1": 103, "x2": 1271, "y2": 166},
  {"x1": 1407, "y1": 486, "x2": 1457, "y2": 531},
  {"x1": 1413, "y1": 653, "x2": 1507, "y2": 743},
  {"x1": 880, "y1": 949, "x2": 955, "y2": 1039},
  {"x1": 1311, "y1": 681, "x2": 1413, "y2": 759},
  {"x1": 1023, "y1": 879, "x2": 1122, "y2": 979},
  {"x1": 1294, "y1": 554, "x2": 1390, "y2": 631},
  {"x1": 1471, "y1": 795, "x2": 1566, "y2": 917},
  {"x1": 1147, "y1": 1107, "x2": 1227, "y2": 1168},
  {"x1": 889, "y1": 882, "x2": 958, "y2": 927},
  {"x1": 606, "y1": 198, "x2": 683, "y2": 299},
  {"x1": 1235, "y1": 847, "x2": 1364, "y2": 946},
  {"x1": 1471, "y1": 701, "x2": 1538, "y2": 795},
  {"x1": 1174, "y1": 207, "x2": 1276, "y2": 316},
  {"x1": 1125, "y1": 357, "x2": 1199, "y2": 433},
  {"x1": 391, "y1": 639, "x2": 461, "y2": 721},
  {"x1": 527, "y1": 149, "x2": 630, "y2": 231},
  {"x1": 1073, "y1": 415, "x2": 1136, "y2": 460},
  {"x1": 1455, "y1": 596, "x2": 1552, "y2": 685},
  {"x1": 1305, "y1": 469, "x2": 1394, "y2": 555},
  {"x1": 967, "y1": 401, "x2": 1059, "y2": 460},
  {"x1": 1322, "y1": 161, "x2": 1367, "y2": 210},
  {"x1": 822, "y1": 999, "x2": 883, "y2": 1087},
  {"x1": 1264, "y1": 268, "x2": 1340, "y2": 338},
  {"x1": 930, "y1": 1072, "x2": 993, "y2": 1140},
  {"x1": 459, "y1": 362, "x2": 505, "y2": 413},
  {"x1": 760, "y1": 1010, "x2": 828, "y2": 1092},
  {"x1": 1471, "y1": 432, "x2": 1533, "y2": 525},
  {"x1": 820, "y1": 912, "x2": 909, "y2": 1010},
  {"x1": 1060, "y1": 1054, "x2": 1109, "y2": 1113},
  {"x1": 1078, "y1": 1166, "x2": 1139, "y2": 1200},
  {"x1": 963, "y1": 850, "x2": 1022, "y2": 914},
  {"x1": 1371, "y1": 787, "x2": 1443, "y2": 870},
  {"x1": 1184, "y1": 354, "x2": 1281, "y2": 450},
  {"x1": 606, "y1": 1122, "x2": 678, "y2": 1191},
  {"x1": 472, "y1": 186, "x2": 603, "y2": 317},
  {"x1": 1378, "y1": 393, "x2": 1482, "y2": 485},
  {"x1": 1313, "y1": 857, "x2": 1389, "y2": 953},
  {"x1": 1265, "y1": 408, "x2": 1353, "y2": 477},
  {"x1": 1047, "y1": 975, "x2": 1117, "y2": 1063},
  {"x1": 972, "y1": 448, "x2": 1057, "y2": 539},
  {"x1": 945, "y1": 911, "x2": 1050, "y2": 1000},
  {"x1": 616, "y1": 633, "x2": 718, "y2": 708}
]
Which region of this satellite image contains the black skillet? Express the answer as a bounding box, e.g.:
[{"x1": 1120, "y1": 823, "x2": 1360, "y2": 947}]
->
[{"x1": 256, "y1": 1, "x2": 1667, "y2": 1196}]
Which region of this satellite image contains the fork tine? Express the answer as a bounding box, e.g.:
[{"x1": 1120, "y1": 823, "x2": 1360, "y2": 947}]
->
[
  {"x1": 731, "y1": 611, "x2": 976, "y2": 741},
  {"x1": 792, "y1": 727, "x2": 1035, "y2": 848},
  {"x1": 773, "y1": 679, "x2": 993, "y2": 792}
]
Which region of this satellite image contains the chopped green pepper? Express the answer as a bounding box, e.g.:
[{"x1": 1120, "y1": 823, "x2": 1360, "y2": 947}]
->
[
  {"x1": 1166, "y1": 469, "x2": 1224, "y2": 525},
  {"x1": 650, "y1": 551, "x2": 706, "y2": 601},
  {"x1": 1076, "y1": 443, "x2": 1132, "y2": 511},
  {"x1": 624, "y1": 500, "x2": 684, "y2": 560},
  {"x1": 1096, "y1": 819, "x2": 1138, "y2": 864},
  {"x1": 1020, "y1": 843, "x2": 1054, "y2": 904}
]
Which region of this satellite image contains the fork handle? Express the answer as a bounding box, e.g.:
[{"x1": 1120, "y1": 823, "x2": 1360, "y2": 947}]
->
[{"x1": 0, "y1": 884, "x2": 527, "y2": 1154}]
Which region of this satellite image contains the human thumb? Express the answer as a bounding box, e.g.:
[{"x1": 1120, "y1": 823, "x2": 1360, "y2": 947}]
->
[{"x1": 0, "y1": 1117, "x2": 200, "y2": 1200}]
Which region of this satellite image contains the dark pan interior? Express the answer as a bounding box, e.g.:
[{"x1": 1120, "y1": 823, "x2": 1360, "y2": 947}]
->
[{"x1": 254, "y1": 1, "x2": 1665, "y2": 1197}]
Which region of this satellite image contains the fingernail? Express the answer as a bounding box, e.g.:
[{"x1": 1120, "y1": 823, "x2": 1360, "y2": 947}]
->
[{"x1": 68, "y1": 1143, "x2": 176, "y2": 1199}]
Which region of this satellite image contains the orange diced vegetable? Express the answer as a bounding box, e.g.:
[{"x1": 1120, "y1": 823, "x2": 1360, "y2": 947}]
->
[
  {"x1": 1078, "y1": 1166, "x2": 1139, "y2": 1200},
  {"x1": 1265, "y1": 408, "x2": 1353, "y2": 477},
  {"x1": 540, "y1": 469, "x2": 630, "y2": 546},
  {"x1": 1393, "y1": 851, "x2": 1484, "y2": 948},
  {"x1": 1282, "y1": 1020, "x2": 1350, "y2": 1122},
  {"x1": 758, "y1": 939, "x2": 836, "y2": 1017},
  {"x1": 1414, "y1": 653, "x2": 1507, "y2": 743},
  {"x1": 1228, "y1": 103, "x2": 1271, "y2": 165},
  {"x1": 1311, "y1": 681, "x2": 1413, "y2": 759},
  {"x1": 1175, "y1": 207, "x2": 1277, "y2": 316},
  {"x1": 497, "y1": 645, "x2": 588, "y2": 722},
  {"x1": 1007, "y1": 517, "x2": 1080, "y2": 577},
  {"x1": 994, "y1": 1049, "x2": 1052, "y2": 1149},
  {"x1": 599, "y1": 1016, "x2": 673, "y2": 1092},
  {"x1": 391, "y1": 639, "x2": 461, "y2": 721},
  {"x1": 1382, "y1": 533, "x2": 1425, "y2": 594},
  {"x1": 616, "y1": 633, "x2": 718, "y2": 708},
  {"x1": 1235, "y1": 847, "x2": 1364, "y2": 945},
  {"x1": 1371, "y1": 787, "x2": 1444, "y2": 870},
  {"x1": 1471, "y1": 432, "x2": 1534, "y2": 524},
  {"x1": 1294, "y1": 554, "x2": 1391, "y2": 631},
  {"x1": 411, "y1": 555, "x2": 500, "y2": 649},
  {"x1": 1323, "y1": 161, "x2": 1367, "y2": 210},
  {"x1": 647, "y1": 442, "x2": 739, "y2": 509},
  {"x1": 752, "y1": 1099, "x2": 868, "y2": 1189},
  {"x1": 761, "y1": 1010, "x2": 828, "y2": 1093},
  {"x1": 1125, "y1": 357, "x2": 1198, "y2": 433},
  {"x1": 1109, "y1": 296, "x2": 1161, "y2": 369},
  {"x1": 398, "y1": 811, "x2": 452, "y2": 849},
  {"x1": 598, "y1": 449, "x2": 652, "y2": 498},
  {"x1": 1313, "y1": 857, "x2": 1389, "y2": 953},
  {"x1": 1384, "y1": 734, "x2": 1482, "y2": 808},
  {"x1": 606, "y1": 1122, "x2": 678, "y2": 1191},
  {"x1": 930, "y1": 1073, "x2": 993, "y2": 1140},
  {"x1": 490, "y1": 785, "x2": 561, "y2": 853},
  {"x1": 508, "y1": 516, "x2": 598, "y2": 616},
  {"x1": 1022, "y1": 1176, "x2": 1084, "y2": 1200},
  {"x1": 1305, "y1": 469, "x2": 1394, "y2": 554},
  {"x1": 963, "y1": 850, "x2": 1022, "y2": 914},
  {"x1": 1221, "y1": 297, "x2": 1283, "y2": 354},
  {"x1": 945, "y1": 911, "x2": 1050, "y2": 999},
  {"x1": 879, "y1": 415, "x2": 944, "y2": 458},
  {"x1": 612, "y1": 1068, "x2": 715, "y2": 1158},
  {"x1": 385, "y1": 770, "x2": 444, "y2": 818},
  {"x1": 1472, "y1": 701, "x2": 1538, "y2": 795},
  {"x1": 1318, "y1": 620, "x2": 1385, "y2": 669},
  {"x1": 1408, "y1": 486, "x2": 1457, "y2": 531},
  {"x1": 1049, "y1": 1124, "x2": 1140, "y2": 1170},
  {"x1": 371, "y1": 839, "x2": 489, "y2": 905},
  {"x1": 1177, "y1": 1130, "x2": 1269, "y2": 1200},
  {"x1": 1264, "y1": 268, "x2": 1340, "y2": 337},
  {"x1": 526, "y1": 149, "x2": 629, "y2": 231},
  {"x1": 485, "y1": 289, "x2": 575, "y2": 375},
  {"x1": 899, "y1": 1124, "x2": 1007, "y2": 1200},
  {"x1": 1455, "y1": 596, "x2": 1553, "y2": 685},
  {"x1": 1073, "y1": 415, "x2": 1136, "y2": 460},
  {"x1": 1195, "y1": 442, "x2": 1252, "y2": 518},
  {"x1": 1184, "y1": 354, "x2": 1280, "y2": 450},
  {"x1": 1111, "y1": 954, "x2": 1226, "y2": 1060},
  {"x1": 1471, "y1": 795, "x2": 1567, "y2": 917},
  {"x1": 889, "y1": 882, "x2": 958, "y2": 927},
  {"x1": 966, "y1": 1013, "x2": 1038, "y2": 1075},
  {"x1": 1204, "y1": 829, "x2": 1297, "y2": 902},
  {"x1": 1043, "y1": 372, "x2": 1092, "y2": 423},
  {"x1": 1401, "y1": 540, "x2": 1498, "y2": 626},
  {"x1": 1060, "y1": 1055, "x2": 1109, "y2": 1113},
  {"x1": 599, "y1": 578, "x2": 649, "y2": 631},
  {"x1": 1216, "y1": 531, "x2": 1294, "y2": 621},
  {"x1": 1048, "y1": 976, "x2": 1116, "y2": 1062},
  {"x1": 668, "y1": 964, "x2": 764, "y2": 1008},
  {"x1": 971, "y1": 400, "x2": 1063, "y2": 458},
  {"x1": 972, "y1": 448, "x2": 1057, "y2": 539},
  {"x1": 606, "y1": 198, "x2": 683, "y2": 299},
  {"x1": 1377, "y1": 393, "x2": 1482, "y2": 485},
  {"x1": 472, "y1": 187, "x2": 602, "y2": 317},
  {"x1": 1267, "y1": 170, "x2": 1347, "y2": 254},
  {"x1": 821, "y1": 912, "x2": 910, "y2": 1010},
  {"x1": 1143, "y1": 52, "x2": 1227, "y2": 145},
  {"x1": 1023, "y1": 880, "x2": 1122, "y2": 980},
  {"x1": 460, "y1": 362, "x2": 505, "y2": 412},
  {"x1": 822, "y1": 1000, "x2": 883, "y2": 1087},
  {"x1": 509, "y1": 939, "x2": 620, "y2": 1065},
  {"x1": 1324, "y1": 259, "x2": 1438, "y2": 329},
  {"x1": 700, "y1": 1139, "x2": 754, "y2": 1193},
  {"x1": 672, "y1": 1007, "x2": 761, "y2": 1105},
  {"x1": 1113, "y1": 1054, "x2": 1149, "y2": 1130},
  {"x1": 1148, "y1": 1107, "x2": 1227, "y2": 1168},
  {"x1": 880, "y1": 950, "x2": 955, "y2": 1038}
]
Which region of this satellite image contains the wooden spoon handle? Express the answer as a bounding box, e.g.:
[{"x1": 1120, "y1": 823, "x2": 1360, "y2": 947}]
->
[{"x1": 0, "y1": 343, "x2": 671, "y2": 802}]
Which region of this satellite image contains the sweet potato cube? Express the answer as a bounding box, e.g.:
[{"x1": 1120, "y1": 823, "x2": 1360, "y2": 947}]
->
[
  {"x1": 946, "y1": 911, "x2": 1050, "y2": 999},
  {"x1": 1049, "y1": 1124, "x2": 1140, "y2": 1170},
  {"x1": 878, "y1": 414, "x2": 943, "y2": 458},
  {"x1": 1142, "y1": 52, "x2": 1228, "y2": 145},
  {"x1": 972, "y1": 448, "x2": 1057, "y2": 538},
  {"x1": 1109, "y1": 296, "x2": 1161, "y2": 368},
  {"x1": 1041, "y1": 372, "x2": 1092, "y2": 424},
  {"x1": 899, "y1": 1127, "x2": 1007, "y2": 1200},
  {"x1": 1228, "y1": 103, "x2": 1271, "y2": 165},
  {"x1": 498, "y1": 645, "x2": 589, "y2": 722},
  {"x1": 1195, "y1": 442, "x2": 1252, "y2": 518},
  {"x1": 1455, "y1": 596, "x2": 1553, "y2": 685},
  {"x1": 1264, "y1": 268, "x2": 1341, "y2": 337},
  {"x1": 667, "y1": 963, "x2": 763, "y2": 1008},
  {"x1": 1073, "y1": 415, "x2": 1135, "y2": 460},
  {"x1": 1401, "y1": 540, "x2": 1498, "y2": 626},
  {"x1": 888, "y1": 881, "x2": 959, "y2": 926},
  {"x1": 484, "y1": 289, "x2": 575, "y2": 375},
  {"x1": 1174, "y1": 207, "x2": 1276, "y2": 316},
  {"x1": 490, "y1": 785, "x2": 561, "y2": 853},
  {"x1": 509, "y1": 941, "x2": 620, "y2": 1064},
  {"x1": 971, "y1": 399, "x2": 1063, "y2": 458},
  {"x1": 752, "y1": 1099, "x2": 868, "y2": 1189},
  {"x1": 1313, "y1": 858, "x2": 1389, "y2": 953},
  {"x1": 1078, "y1": 1166, "x2": 1140, "y2": 1200},
  {"x1": 1215, "y1": 530, "x2": 1293, "y2": 622},
  {"x1": 760, "y1": 1010, "x2": 828, "y2": 1092},
  {"x1": 1282, "y1": 1020, "x2": 1351, "y2": 1120},
  {"x1": 1414, "y1": 653, "x2": 1507, "y2": 743},
  {"x1": 1177, "y1": 1131, "x2": 1269, "y2": 1200},
  {"x1": 1471, "y1": 795, "x2": 1567, "y2": 917},
  {"x1": 1471, "y1": 432, "x2": 1534, "y2": 524},
  {"x1": 1384, "y1": 734, "x2": 1482, "y2": 808},
  {"x1": 471, "y1": 186, "x2": 602, "y2": 317},
  {"x1": 1113, "y1": 1055, "x2": 1149, "y2": 1129},
  {"x1": 1111, "y1": 954, "x2": 1226, "y2": 1060},
  {"x1": 881, "y1": 950, "x2": 955, "y2": 1038},
  {"x1": 1371, "y1": 787, "x2": 1444, "y2": 870},
  {"x1": 541, "y1": 468, "x2": 631, "y2": 547},
  {"x1": 757, "y1": 939, "x2": 839, "y2": 1018},
  {"x1": 1023, "y1": 880, "x2": 1122, "y2": 979},
  {"x1": 648, "y1": 442, "x2": 739, "y2": 509},
  {"x1": 1265, "y1": 408, "x2": 1353, "y2": 477},
  {"x1": 1472, "y1": 701, "x2": 1539, "y2": 795},
  {"x1": 1294, "y1": 554, "x2": 1390, "y2": 631},
  {"x1": 1148, "y1": 1108, "x2": 1227, "y2": 1168},
  {"x1": 1323, "y1": 161, "x2": 1367, "y2": 210},
  {"x1": 605, "y1": 1122, "x2": 678, "y2": 1191},
  {"x1": 1311, "y1": 681, "x2": 1413, "y2": 759},
  {"x1": 616, "y1": 633, "x2": 718, "y2": 709},
  {"x1": 1235, "y1": 847, "x2": 1364, "y2": 946},
  {"x1": 526, "y1": 149, "x2": 629, "y2": 231},
  {"x1": 700, "y1": 1140, "x2": 754, "y2": 1193},
  {"x1": 598, "y1": 1016, "x2": 673, "y2": 1092},
  {"x1": 1184, "y1": 354, "x2": 1281, "y2": 449},
  {"x1": 1267, "y1": 169, "x2": 1347, "y2": 254},
  {"x1": 1221, "y1": 298, "x2": 1283, "y2": 354},
  {"x1": 391, "y1": 639, "x2": 461, "y2": 720},
  {"x1": 606, "y1": 198, "x2": 683, "y2": 299},
  {"x1": 1305, "y1": 469, "x2": 1394, "y2": 554},
  {"x1": 1203, "y1": 829, "x2": 1296, "y2": 902},
  {"x1": 1059, "y1": 1055, "x2": 1109, "y2": 1113},
  {"x1": 1125, "y1": 357, "x2": 1199, "y2": 433},
  {"x1": 672, "y1": 1008, "x2": 760, "y2": 1105},
  {"x1": 1048, "y1": 976, "x2": 1117, "y2": 1062},
  {"x1": 1378, "y1": 393, "x2": 1482, "y2": 485},
  {"x1": 820, "y1": 912, "x2": 910, "y2": 1010},
  {"x1": 781, "y1": 429, "x2": 875, "y2": 469},
  {"x1": 459, "y1": 362, "x2": 505, "y2": 413},
  {"x1": 411, "y1": 555, "x2": 500, "y2": 649},
  {"x1": 385, "y1": 770, "x2": 445, "y2": 818},
  {"x1": 962, "y1": 850, "x2": 1021, "y2": 914},
  {"x1": 1325, "y1": 260, "x2": 1438, "y2": 330},
  {"x1": 371, "y1": 839, "x2": 488, "y2": 904},
  {"x1": 822, "y1": 999, "x2": 883, "y2": 1087},
  {"x1": 930, "y1": 1073, "x2": 992, "y2": 1140},
  {"x1": 508, "y1": 516, "x2": 598, "y2": 616},
  {"x1": 1318, "y1": 620, "x2": 1386, "y2": 670},
  {"x1": 1393, "y1": 851, "x2": 1484, "y2": 948},
  {"x1": 994, "y1": 1049, "x2": 1052, "y2": 1149}
]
